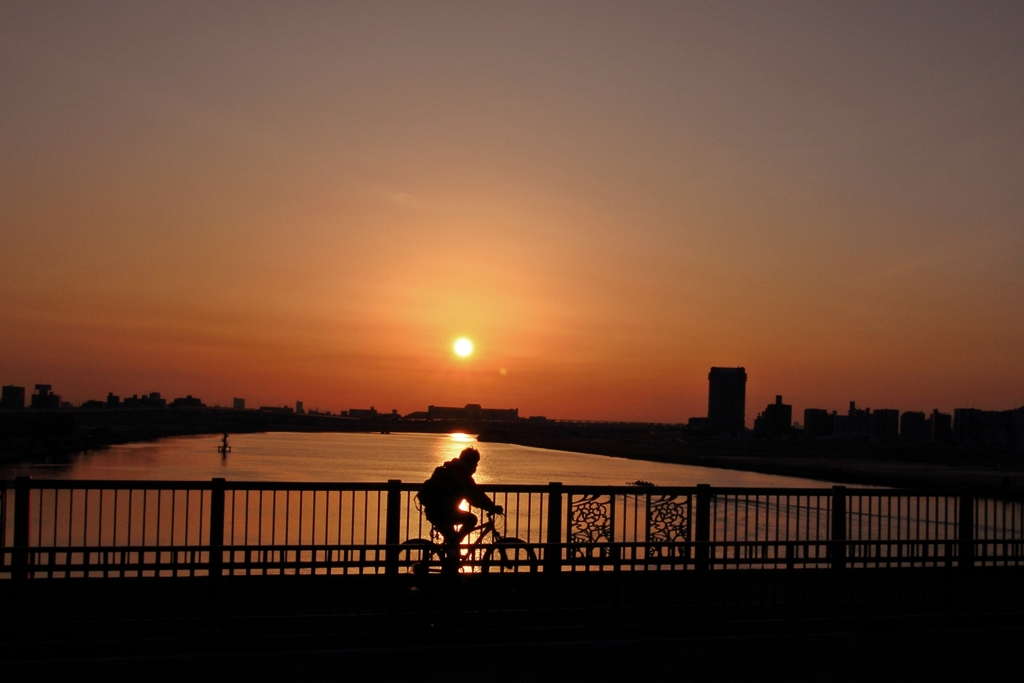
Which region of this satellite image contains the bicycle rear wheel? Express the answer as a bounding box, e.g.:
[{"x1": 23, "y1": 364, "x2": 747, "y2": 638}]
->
[{"x1": 481, "y1": 538, "x2": 538, "y2": 573}]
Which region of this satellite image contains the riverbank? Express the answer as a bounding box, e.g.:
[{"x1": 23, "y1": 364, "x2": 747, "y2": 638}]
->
[
  {"x1": 476, "y1": 432, "x2": 1024, "y2": 491},
  {"x1": 5, "y1": 408, "x2": 1021, "y2": 491}
]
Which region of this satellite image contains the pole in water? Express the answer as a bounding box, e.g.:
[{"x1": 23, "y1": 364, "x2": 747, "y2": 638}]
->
[{"x1": 218, "y1": 422, "x2": 231, "y2": 460}]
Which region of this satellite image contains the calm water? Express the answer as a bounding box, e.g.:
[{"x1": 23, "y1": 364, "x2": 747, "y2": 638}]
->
[{"x1": 0, "y1": 431, "x2": 841, "y2": 487}]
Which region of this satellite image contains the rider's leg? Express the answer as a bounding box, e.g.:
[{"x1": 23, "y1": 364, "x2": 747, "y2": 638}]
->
[
  {"x1": 438, "y1": 512, "x2": 477, "y2": 573},
  {"x1": 453, "y1": 511, "x2": 478, "y2": 544}
]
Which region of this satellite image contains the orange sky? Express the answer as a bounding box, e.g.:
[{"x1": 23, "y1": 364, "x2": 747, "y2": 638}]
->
[{"x1": 2, "y1": 3, "x2": 1023, "y2": 424}]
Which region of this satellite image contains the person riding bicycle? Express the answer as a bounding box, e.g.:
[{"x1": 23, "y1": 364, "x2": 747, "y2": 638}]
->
[{"x1": 417, "y1": 447, "x2": 503, "y2": 553}]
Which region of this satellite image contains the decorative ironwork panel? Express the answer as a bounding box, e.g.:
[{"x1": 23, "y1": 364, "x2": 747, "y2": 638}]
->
[
  {"x1": 647, "y1": 495, "x2": 690, "y2": 543},
  {"x1": 569, "y1": 494, "x2": 613, "y2": 545}
]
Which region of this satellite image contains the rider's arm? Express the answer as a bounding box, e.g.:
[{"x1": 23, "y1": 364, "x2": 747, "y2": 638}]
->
[{"x1": 460, "y1": 475, "x2": 501, "y2": 514}]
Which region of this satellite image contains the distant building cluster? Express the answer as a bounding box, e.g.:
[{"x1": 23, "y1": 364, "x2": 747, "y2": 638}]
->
[
  {"x1": 343, "y1": 404, "x2": 520, "y2": 422},
  {"x1": 0, "y1": 382, "x2": 333, "y2": 416},
  {"x1": 424, "y1": 404, "x2": 519, "y2": 422},
  {"x1": 0, "y1": 384, "x2": 209, "y2": 411},
  {"x1": 686, "y1": 366, "x2": 1023, "y2": 451},
  {"x1": 3, "y1": 371, "x2": 1022, "y2": 451}
]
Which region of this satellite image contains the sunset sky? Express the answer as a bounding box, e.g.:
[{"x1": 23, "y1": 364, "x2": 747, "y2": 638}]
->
[{"x1": 2, "y1": 2, "x2": 1023, "y2": 424}]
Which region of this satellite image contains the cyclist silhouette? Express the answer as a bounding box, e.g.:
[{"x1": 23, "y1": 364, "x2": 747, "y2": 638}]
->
[{"x1": 417, "y1": 447, "x2": 503, "y2": 551}]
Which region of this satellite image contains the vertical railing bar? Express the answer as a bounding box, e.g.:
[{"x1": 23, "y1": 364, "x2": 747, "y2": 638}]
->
[
  {"x1": 526, "y1": 492, "x2": 533, "y2": 543},
  {"x1": 200, "y1": 488, "x2": 206, "y2": 546},
  {"x1": 348, "y1": 491, "x2": 355, "y2": 547},
  {"x1": 51, "y1": 488, "x2": 59, "y2": 548},
  {"x1": 744, "y1": 494, "x2": 750, "y2": 544},
  {"x1": 159, "y1": 489, "x2": 166, "y2": 547},
  {"x1": 285, "y1": 490, "x2": 292, "y2": 546},
  {"x1": 790, "y1": 495, "x2": 796, "y2": 543},
  {"x1": 733, "y1": 493, "x2": 741, "y2": 540},
  {"x1": 367, "y1": 490, "x2": 373, "y2": 546},
  {"x1": 127, "y1": 489, "x2": 133, "y2": 547},
  {"x1": 98, "y1": 487, "x2": 105, "y2": 547},
  {"x1": 258, "y1": 490, "x2": 264, "y2": 546},
  {"x1": 82, "y1": 488, "x2": 90, "y2": 548},
  {"x1": 340, "y1": 489, "x2": 347, "y2": 550},
  {"x1": 272, "y1": 490, "x2": 277, "y2": 546},
  {"x1": 111, "y1": 488, "x2": 118, "y2": 547}
]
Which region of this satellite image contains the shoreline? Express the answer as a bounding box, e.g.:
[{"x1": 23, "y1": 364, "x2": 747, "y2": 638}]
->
[
  {"x1": 3, "y1": 409, "x2": 1021, "y2": 492},
  {"x1": 477, "y1": 433, "x2": 1024, "y2": 491}
]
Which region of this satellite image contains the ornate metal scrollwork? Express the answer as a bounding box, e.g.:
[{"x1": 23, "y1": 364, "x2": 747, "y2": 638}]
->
[
  {"x1": 646, "y1": 495, "x2": 690, "y2": 559},
  {"x1": 648, "y1": 495, "x2": 690, "y2": 542},
  {"x1": 569, "y1": 494, "x2": 613, "y2": 559}
]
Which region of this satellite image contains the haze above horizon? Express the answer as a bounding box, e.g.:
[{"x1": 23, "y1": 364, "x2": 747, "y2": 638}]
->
[{"x1": 2, "y1": 2, "x2": 1023, "y2": 422}]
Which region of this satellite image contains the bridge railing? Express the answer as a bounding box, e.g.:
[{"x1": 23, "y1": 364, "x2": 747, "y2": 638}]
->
[{"x1": 2, "y1": 478, "x2": 1023, "y2": 578}]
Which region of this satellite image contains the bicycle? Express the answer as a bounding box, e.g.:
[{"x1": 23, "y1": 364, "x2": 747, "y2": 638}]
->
[{"x1": 400, "y1": 511, "x2": 538, "y2": 576}]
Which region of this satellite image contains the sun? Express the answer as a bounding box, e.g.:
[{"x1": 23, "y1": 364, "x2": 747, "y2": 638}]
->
[{"x1": 453, "y1": 337, "x2": 474, "y2": 357}]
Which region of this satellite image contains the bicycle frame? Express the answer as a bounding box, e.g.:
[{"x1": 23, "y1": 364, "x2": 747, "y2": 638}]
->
[{"x1": 401, "y1": 513, "x2": 538, "y2": 576}]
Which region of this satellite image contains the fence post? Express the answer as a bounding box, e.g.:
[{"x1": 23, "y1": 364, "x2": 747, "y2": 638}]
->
[
  {"x1": 209, "y1": 478, "x2": 225, "y2": 577},
  {"x1": 830, "y1": 486, "x2": 847, "y2": 570},
  {"x1": 13, "y1": 476, "x2": 30, "y2": 580},
  {"x1": 958, "y1": 492, "x2": 974, "y2": 571},
  {"x1": 694, "y1": 484, "x2": 711, "y2": 571},
  {"x1": 545, "y1": 482, "x2": 563, "y2": 574},
  {"x1": 385, "y1": 480, "x2": 402, "y2": 575}
]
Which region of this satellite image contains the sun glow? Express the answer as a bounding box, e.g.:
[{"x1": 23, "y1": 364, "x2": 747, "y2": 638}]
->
[{"x1": 453, "y1": 337, "x2": 473, "y2": 357}]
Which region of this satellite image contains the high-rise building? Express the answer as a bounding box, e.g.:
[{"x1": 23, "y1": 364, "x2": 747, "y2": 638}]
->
[
  {"x1": 296, "y1": 401, "x2": 304, "y2": 414},
  {"x1": 30, "y1": 384, "x2": 60, "y2": 410},
  {"x1": 803, "y1": 408, "x2": 834, "y2": 438},
  {"x1": 931, "y1": 409, "x2": 952, "y2": 442},
  {"x1": 233, "y1": 398, "x2": 245, "y2": 410},
  {"x1": 707, "y1": 367, "x2": 746, "y2": 434},
  {"x1": 873, "y1": 409, "x2": 900, "y2": 441},
  {"x1": 900, "y1": 411, "x2": 928, "y2": 441},
  {"x1": 754, "y1": 395, "x2": 792, "y2": 437},
  {"x1": 1, "y1": 385, "x2": 26, "y2": 410},
  {"x1": 954, "y1": 408, "x2": 1015, "y2": 446}
]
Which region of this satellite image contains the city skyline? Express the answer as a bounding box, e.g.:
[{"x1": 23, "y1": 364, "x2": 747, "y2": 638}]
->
[
  {"x1": 2, "y1": 3, "x2": 1023, "y2": 424},
  {"x1": 4, "y1": 367, "x2": 1022, "y2": 435}
]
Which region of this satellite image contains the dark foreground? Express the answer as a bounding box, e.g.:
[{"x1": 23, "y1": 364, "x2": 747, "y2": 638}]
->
[{"x1": 3, "y1": 568, "x2": 1023, "y2": 681}]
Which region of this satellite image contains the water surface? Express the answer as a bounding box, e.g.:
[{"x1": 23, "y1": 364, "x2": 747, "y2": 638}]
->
[{"x1": 1, "y1": 431, "x2": 843, "y2": 487}]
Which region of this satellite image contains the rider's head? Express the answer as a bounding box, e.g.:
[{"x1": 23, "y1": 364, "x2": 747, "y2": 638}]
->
[{"x1": 458, "y1": 447, "x2": 481, "y2": 473}]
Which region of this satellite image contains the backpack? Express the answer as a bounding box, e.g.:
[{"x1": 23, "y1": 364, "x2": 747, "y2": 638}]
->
[{"x1": 417, "y1": 461, "x2": 460, "y2": 509}]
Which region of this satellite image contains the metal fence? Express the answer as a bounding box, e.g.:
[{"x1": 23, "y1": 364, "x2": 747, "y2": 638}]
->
[{"x1": 2, "y1": 477, "x2": 1023, "y2": 578}]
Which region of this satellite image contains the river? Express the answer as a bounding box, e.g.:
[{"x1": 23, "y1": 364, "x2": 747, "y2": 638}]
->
[{"x1": 0, "y1": 431, "x2": 844, "y2": 487}]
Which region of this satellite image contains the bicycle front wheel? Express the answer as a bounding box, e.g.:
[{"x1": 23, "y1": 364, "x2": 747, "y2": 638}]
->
[
  {"x1": 481, "y1": 538, "x2": 538, "y2": 573},
  {"x1": 399, "y1": 538, "x2": 440, "y2": 576}
]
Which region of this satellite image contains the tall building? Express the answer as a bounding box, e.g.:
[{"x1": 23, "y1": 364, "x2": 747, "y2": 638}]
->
[
  {"x1": 1, "y1": 385, "x2": 25, "y2": 410},
  {"x1": 954, "y1": 408, "x2": 1015, "y2": 446},
  {"x1": 900, "y1": 411, "x2": 929, "y2": 441},
  {"x1": 707, "y1": 367, "x2": 746, "y2": 434},
  {"x1": 30, "y1": 384, "x2": 60, "y2": 410},
  {"x1": 754, "y1": 395, "x2": 792, "y2": 437},
  {"x1": 931, "y1": 409, "x2": 952, "y2": 442},
  {"x1": 803, "y1": 408, "x2": 834, "y2": 438},
  {"x1": 873, "y1": 409, "x2": 900, "y2": 441},
  {"x1": 233, "y1": 398, "x2": 246, "y2": 410}
]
